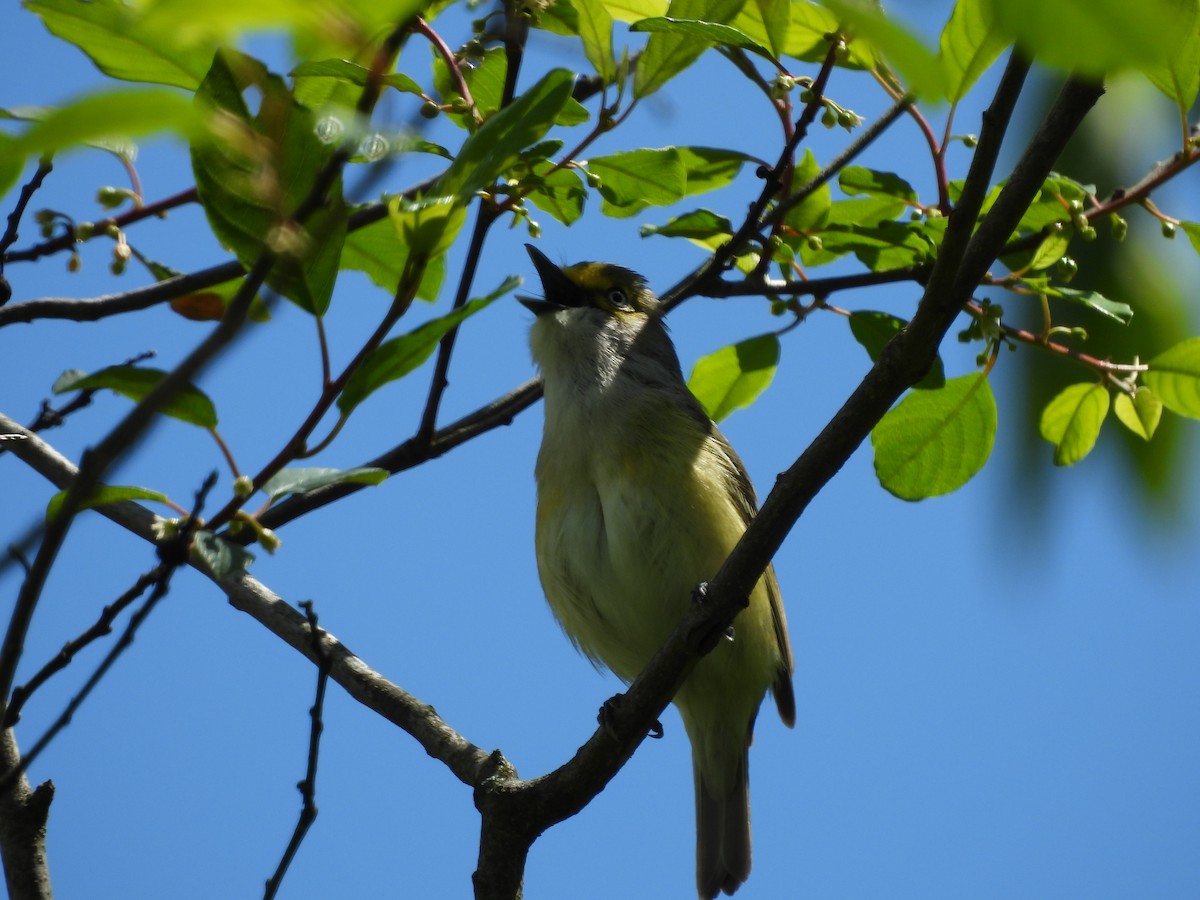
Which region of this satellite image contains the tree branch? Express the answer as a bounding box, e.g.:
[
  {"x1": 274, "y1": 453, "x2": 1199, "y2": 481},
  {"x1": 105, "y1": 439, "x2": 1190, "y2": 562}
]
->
[
  {"x1": 0, "y1": 412, "x2": 495, "y2": 791},
  {"x1": 0, "y1": 730, "x2": 52, "y2": 900}
]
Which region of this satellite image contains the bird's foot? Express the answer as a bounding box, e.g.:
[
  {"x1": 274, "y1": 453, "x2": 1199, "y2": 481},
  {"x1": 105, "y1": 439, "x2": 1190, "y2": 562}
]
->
[{"x1": 598, "y1": 694, "x2": 664, "y2": 740}]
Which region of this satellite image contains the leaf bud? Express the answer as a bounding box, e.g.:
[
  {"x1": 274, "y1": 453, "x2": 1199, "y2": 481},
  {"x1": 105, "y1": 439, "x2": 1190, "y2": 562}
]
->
[
  {"x1": 1055, "y1": 256, "x2": 1078, "y2": 282},
  {"x1": 419, "y1": 101, "x2": 440, "y2": 119},
  {"x1": 1079, "y1": 225, "x2": 1097, "y2": 241},
  {"x1": 1161, "y1": 221, "x2": 1176, "y2": 239},
  {"x1": 1109, "y1": 214, "x2": 1128, "y2": 241},
  {"x1": 233, "y1": 475, "x2": 255, "y2": 500}
]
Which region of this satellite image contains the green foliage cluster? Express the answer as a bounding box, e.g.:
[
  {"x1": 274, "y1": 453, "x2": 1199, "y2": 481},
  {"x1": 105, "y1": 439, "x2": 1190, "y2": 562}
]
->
[{"x1": 2, "y1": 0, "x2": 1199, "y2": 554}]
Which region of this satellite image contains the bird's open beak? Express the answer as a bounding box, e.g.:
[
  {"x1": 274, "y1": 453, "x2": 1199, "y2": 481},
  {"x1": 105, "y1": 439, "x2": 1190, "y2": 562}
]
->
[{"x1": 518, "y1": 244, "x2": 584, "y2": 315}]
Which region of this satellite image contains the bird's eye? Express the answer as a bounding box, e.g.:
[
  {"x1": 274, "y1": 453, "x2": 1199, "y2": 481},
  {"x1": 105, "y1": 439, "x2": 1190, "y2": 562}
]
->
[{"x1": 606, "y1": 287, "x2": 630, "y2": 309}]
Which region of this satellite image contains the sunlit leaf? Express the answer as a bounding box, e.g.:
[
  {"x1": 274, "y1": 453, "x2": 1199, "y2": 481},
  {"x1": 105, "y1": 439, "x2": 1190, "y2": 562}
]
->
[
  {"x1": 819, "y1": 0, "x2": 947, "y2": 99},
  {"x1": 1114, "y1": 387, "x2": 1163, "y2": 441},
  {"x1": 588, "y1": 147, "x2": 687, "y2": 216},
  {"x1": 26, "y1": 0, "x2": 213, "y2": 89},
  {"x1": 1039, "y1": 381, "x2": 1109, "y2": 466},
  {"x1": 1144, "y1": 337, "x2": 1200, "y2": 419},
  {"x1": 938, "y1": 0, "x2": 1008, "y2": 101},
  {"x1": 872, "y1": 373, "x2": 997, "y2": 499},
  {"x1": 688, "y1": 333, "x2": 780, "y2": 421},
  {"x1": 631, "y1": 17, "x2": 781, "y2": 64}
]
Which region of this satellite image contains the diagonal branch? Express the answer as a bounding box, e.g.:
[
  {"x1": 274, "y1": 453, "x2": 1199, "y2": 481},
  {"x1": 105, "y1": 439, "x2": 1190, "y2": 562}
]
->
[{"x1": 0, "y1": 411, "x2": 494, "y2": 790}]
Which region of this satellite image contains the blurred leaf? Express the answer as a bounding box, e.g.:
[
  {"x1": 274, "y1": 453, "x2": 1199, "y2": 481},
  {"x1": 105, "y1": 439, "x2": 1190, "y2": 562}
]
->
[
  {"x1": 1145, "y1": 337, "x2": 1200, "y2": 418},
  {"x1": 819, "y1": 0, "x2": 946, "y2": 99},
  {"x1": 439, "y1": 68, "x2": 574, "y2": 199},
  {"x1": 1179, "y1": 222, "x2": 1200, "y2": 256},
  {"x1": 46, "y1": 484, "x2": 168, "y2": 521},
  {"x1": 849, "y1": 311, "x2": 945, "y2": 389},
  {"x1": 53, "y1": 366, "x2": 218, "y2": 429},
  {"x1": 784, "y1": 1, "x2": 876, "y2": 69},
  {"x1": 193, "y1": 529, "x2": 255, "y2": 578},
  {"x1": 730, "y1": 0, "x2": 791, "y2": 57},
  {"x1": 0, "y1": 90, "x2": 200, "y2": 168},
  {"x1": 1039, "y1": 382, "x2": 1109, "y2": 465},
  {"x1": 191, "y1": 49, "x2": 346, "y2": 315},
  {"x1": 938, "y1": 0, "x2": 1008, "y2": 101},
  {"x1": 291, "y1": 58, "x2": 424, "y2": 110},
  {"x1": 588, "y1": 147, "x2": 687, "y2": 216},
  {"x1": 631, "y1": 17, "x2": 781, "y2": 64},
  {"x1": 1143, "y1": 12, "x2": 1200, "y2": 110},
  {"x1": 872, "y1": 373, "x2": 997, "y2": 499},
  {"x1": 262, "y1": 466, "x2": 388, "y2": 501},
  {"x1": 433, "y1": 45, "x2": 507, "y2": 126},
  {"x1": 988, "y1": 0, "x2": 1200, "y2": 78},
  {"x1": 337, "y1": 278, "x2": 516, "y2": 415},
  {"x1": 1114, "y1": 387, "x2": 1163, "y2": 440},
  {"x1": 688, "y1": 333, "x2": 780, "y2": 421},
  {"x1": 635, "y1": 0, "x2": 745, "y2": 98},
  {"x1": 26, "y1": 0, "x2": 213, "y2": 89},
  {"x1": 601, "y1": 0, "x2": 668, "y2": 21}
]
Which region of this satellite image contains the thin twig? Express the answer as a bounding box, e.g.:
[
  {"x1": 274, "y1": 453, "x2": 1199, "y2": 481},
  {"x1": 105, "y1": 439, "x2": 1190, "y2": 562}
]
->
[
  {"x1": 263, "y1": 601, "x2": 331, "y2": 900},
  {"x1": 0, "y1": 473, "x2": 217, "y2": 794},
  {"x1": 2, "y1": 568, "x2": 162, "y2": 728},
  {"x1": 0, "y1": 159, "x2": 54, "y2": 266}
]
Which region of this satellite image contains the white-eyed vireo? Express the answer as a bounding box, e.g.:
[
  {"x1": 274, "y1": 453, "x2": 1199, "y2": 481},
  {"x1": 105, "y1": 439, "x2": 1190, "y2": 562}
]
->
[{"x1": 520, "y1": 244, "x2": 795, "y2": 899}]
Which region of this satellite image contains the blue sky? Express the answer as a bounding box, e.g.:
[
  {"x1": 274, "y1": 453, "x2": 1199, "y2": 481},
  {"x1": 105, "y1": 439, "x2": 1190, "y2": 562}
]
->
[{"x1": 2, "y1": 2, "x2": 1199, "y2": 899}]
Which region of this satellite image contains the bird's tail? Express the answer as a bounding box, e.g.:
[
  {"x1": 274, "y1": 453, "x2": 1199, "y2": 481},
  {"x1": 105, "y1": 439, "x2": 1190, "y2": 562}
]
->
[{"x1": 694, "y1": 745, "x2": 751, "y2": 899}]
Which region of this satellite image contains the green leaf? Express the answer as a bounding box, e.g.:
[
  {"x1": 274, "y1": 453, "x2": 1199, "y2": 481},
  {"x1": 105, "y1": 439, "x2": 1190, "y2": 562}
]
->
[
  {"x1": 1179, "y1": 222, "x2": 1200, "y2": 256},
  {"x1": 1145, "y1": 337, "x2": 1200, "y2": 419},
  {"x1": 0, "y1": 90, "x2": 200, "y2": 168},
  {"x1": 1039, "y1": 382, "x2": 1109, "y2": 466},
  {"x1": 433, "y1": 45, "x2": 508, "y2": 126},
  {"x1": 848, "y1": 311, "x2": 945, "y2": 389},
  {"x1": 872, "y1": 373, "x2": 997, "y2": 499},
  {"x1": 193, "y1": 529, "x2": 255, "y2": 579},
  {"x1": 26, "y1": 0, "x2": 214, "y2": 89},
  {"x1": 526, "y1": 164, "x2": 588, "y2": 225},
  {"x1": 838, "y1": 166, "x2": 917, "y2": 204},
  {"x1": 574, "y1": 0, "x2": 617, "y2": 81},
  {"x1": 601, "y1": 0, "x2": 668, "y2": 21},
  {"x1": 819, "y1": 0, "x2": 946, "y2": 98},
  {"x1": 783, "y1": 148, "x2": 831, "y2": 232},
  {"x1": 340, "y1": 214, "x2": 445, "y2": 302},
  {"x1": 1114, "y1": 387, "x2": 1163, "y2": 441},
  {"x1": 640, "y1": 208, "x2": 733, "y2": 246},
  {"x1": 1145, "y1": 20, "x2": 1200, "y2": 112},
  {"x1": 46, "y1": 484, "x2": 169, "y2": 521},
  {"x1": 439, "y1": 68, "x2": 575, "y2": 199},
  {"x1": 337, "y1": 278, "x2": 516, "y2": 416},
  {"x1": 262, "y1": 466, "x2": 388, "y2": 501},
  {"x1": 730, "y1": 0, "x2": 791, "y2": 57},
  {"x1": 938, "y1": 0, "x2": 1008, "y2": 102},
  {"x1": 687, "y1": 334, "x2": 780, "y2": 421},
  {"x1": 630, "y1": 17, "x2": 781, "y2": 64},
  {"x1": 676, "y1": 146, "x2": 752, "y2": 196},
  {"x1": 290, "y1": 59, "x2": 424, "y2": 96},
  {"x1": 989, "y1": 0, "x2": 1199, "y2": 79},
  {"x1": 634, "y1": 0, "x2": 745, "y2": 98},
  {"x1": 1027, "y1": 226, "x2": 1071, "y2": 271},
  {"x1": 53, "y1": 366, "x2": 218, "y2": 429},
  {"x1": 1043, "y1": 286, "x2": 1133, "y2": 325},
  {"x1": 191, "y1": 49, "x2": 346, "y2": 315},
  {"x1": 389, "y1": 195, "x2": 467, "y2": 262},
  {"x1": 588, "y1": 147, "x2": 687, "y2": 216}
]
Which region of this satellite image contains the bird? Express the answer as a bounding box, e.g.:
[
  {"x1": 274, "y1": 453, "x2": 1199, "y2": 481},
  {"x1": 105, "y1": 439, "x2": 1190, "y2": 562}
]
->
[{"x1": 520, "y1": 243, "x2": 795, "y2": 899}]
